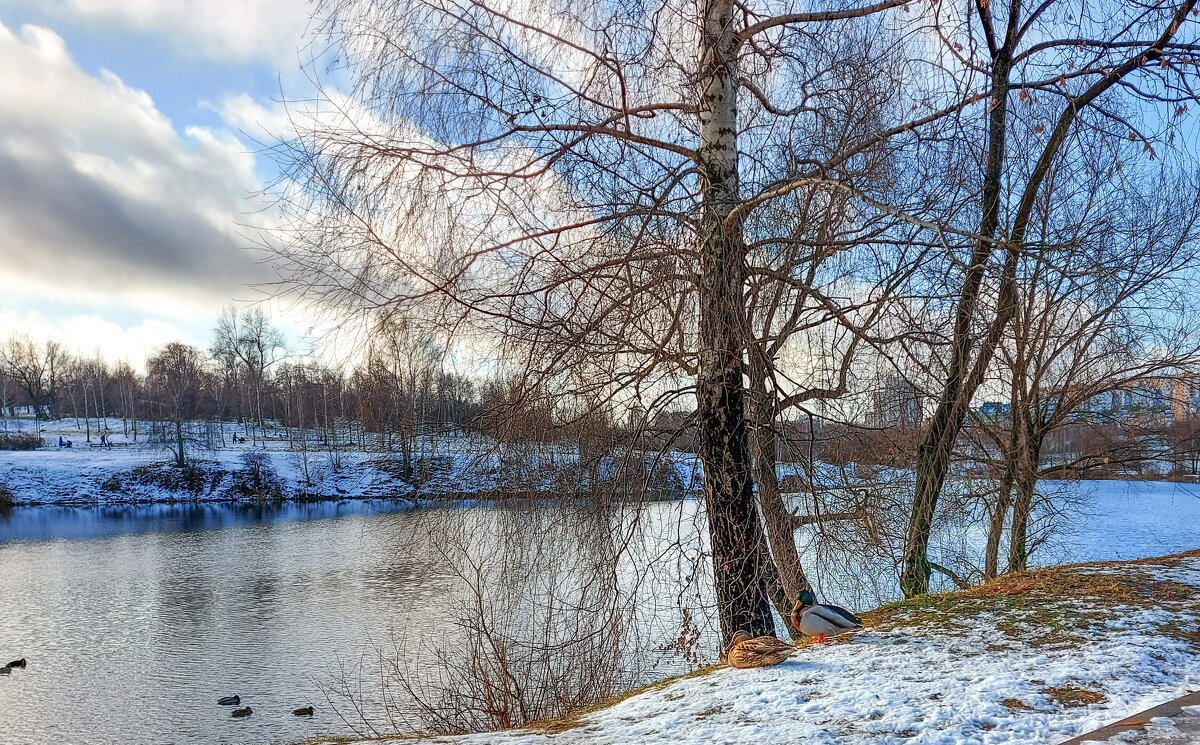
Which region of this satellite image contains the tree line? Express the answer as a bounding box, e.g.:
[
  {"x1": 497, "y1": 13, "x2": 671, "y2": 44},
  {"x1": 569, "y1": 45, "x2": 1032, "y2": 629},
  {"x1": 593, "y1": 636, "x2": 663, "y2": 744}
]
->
[{"x1": 0, "y1": 307, "x2": 517, "y2": 465}]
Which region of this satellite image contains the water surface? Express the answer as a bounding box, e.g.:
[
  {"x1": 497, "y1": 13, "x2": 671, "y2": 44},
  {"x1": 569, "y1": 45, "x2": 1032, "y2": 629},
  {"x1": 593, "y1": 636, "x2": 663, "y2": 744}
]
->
[{"x1": 0, "y1": 501, "x2": 459, "y2": 745}]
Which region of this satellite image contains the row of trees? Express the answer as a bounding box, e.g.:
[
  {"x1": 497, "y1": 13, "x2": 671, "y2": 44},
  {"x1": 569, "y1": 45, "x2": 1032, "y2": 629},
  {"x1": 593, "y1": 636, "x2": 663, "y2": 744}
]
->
[
  {"x1": 268, "y1": 0, "x2": 1200, "y2": 654},
  {"x1": 0, "y1": 308, "x2": 490, "y2": 466}
]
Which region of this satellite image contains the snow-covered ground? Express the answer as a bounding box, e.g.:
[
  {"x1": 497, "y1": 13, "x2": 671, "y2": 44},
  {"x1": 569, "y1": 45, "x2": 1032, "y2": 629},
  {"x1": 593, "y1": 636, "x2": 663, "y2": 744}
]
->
[
  {"x1": 0, "y1": 416, "x2": 706, "y2": 504},
  {"x1": 322, "y1": 553, "x2": 1200, "y2": 745}
]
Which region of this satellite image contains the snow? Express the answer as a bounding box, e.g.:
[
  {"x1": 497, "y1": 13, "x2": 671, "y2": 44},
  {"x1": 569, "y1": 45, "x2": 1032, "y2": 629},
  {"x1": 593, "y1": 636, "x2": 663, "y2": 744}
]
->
[
  {"x1": 7, "y1": 419, "x2": 1200, "y2": 743},
  {"x1": 1047, "y1": 480, "x2": 1200, "y2": 564},
  {"x1": 0, "y1": 439, "x2": 416, "y2": 503},
  {"x1": 319, "y1": 556, "x2": 1200, "y2": 745},
  {"x1": 0, "y1": 417, "x2": 706, "y2": 504}
]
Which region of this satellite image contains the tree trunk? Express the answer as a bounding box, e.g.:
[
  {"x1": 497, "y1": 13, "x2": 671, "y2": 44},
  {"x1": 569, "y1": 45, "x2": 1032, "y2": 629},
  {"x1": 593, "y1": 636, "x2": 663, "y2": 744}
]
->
[
  {"x1": 175, "y1": 419, "x2": 186, "y2": 468},
  {"x1": 695, "y1": 0, "x2": 775, "y2": 643},
  {"x1": 984, "y1": 447, "x2": 1016, "y2": 579},
  {"x1": 900, "y1": 50, "x2": 1013, "y2": 598},
  {"x1": 747, "y1": 346, "x2": 807, "y2": 638},
  {"x1": 1007, "y1": 435, "x2": 1042, "y2": 573}
]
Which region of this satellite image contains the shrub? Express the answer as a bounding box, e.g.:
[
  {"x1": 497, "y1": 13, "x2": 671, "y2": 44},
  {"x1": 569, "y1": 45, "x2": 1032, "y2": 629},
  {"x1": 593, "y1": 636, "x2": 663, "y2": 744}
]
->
[
  {"x1": 229, "y1": 452, "x2": 284, "y2": 501},
  {"x1": 129, "y1": 462, "x2": 213, "y2": 495},
  {"x1": 0, "y1": 434, "x2": 41, "y2": 451}
]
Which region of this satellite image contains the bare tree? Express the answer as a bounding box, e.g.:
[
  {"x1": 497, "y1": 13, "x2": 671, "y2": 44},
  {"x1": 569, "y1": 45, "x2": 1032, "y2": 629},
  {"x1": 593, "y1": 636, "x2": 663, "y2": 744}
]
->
[
  {"x1": 0, "y1": 334, "x2": 65, "y2": 422},
  {"x1": 147, "y1": 343, "x2": 207, "y2": 467},
  {"x1": 270, "y1": 0, "x2": 934, "y2": 644},
  {"x1": 896, "y1": 0, "x2": 1200, "y2": 596},
  {"x1": 210, "y1": 305, "x2": 286, "y2": 444}
]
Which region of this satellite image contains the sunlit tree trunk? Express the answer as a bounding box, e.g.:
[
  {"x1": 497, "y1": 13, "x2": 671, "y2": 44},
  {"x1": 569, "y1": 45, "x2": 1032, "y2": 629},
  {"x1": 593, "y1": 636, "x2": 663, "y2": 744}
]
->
[{"x1": 695, "y1": 0, "x2": 776, "y2": 642}]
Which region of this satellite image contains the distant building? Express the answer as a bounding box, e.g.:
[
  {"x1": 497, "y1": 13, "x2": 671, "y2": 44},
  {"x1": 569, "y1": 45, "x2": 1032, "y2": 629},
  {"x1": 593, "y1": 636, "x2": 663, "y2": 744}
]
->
[
  {"x1": 978, "y1": 401, "x2": 1012, "y2": 419},
  {"x1": 871, "y1": 375, "x2": 923, "y2": 428}
]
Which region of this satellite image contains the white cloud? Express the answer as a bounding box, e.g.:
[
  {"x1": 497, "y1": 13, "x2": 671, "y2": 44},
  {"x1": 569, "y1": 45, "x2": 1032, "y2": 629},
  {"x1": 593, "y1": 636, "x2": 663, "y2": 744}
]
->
[
  {"x1": 0, "y1": 308, "x2": 197, "y2": 369},
  {"x1": 0, "y1": 21, "x2": 277, "y2": 319},
  {"x1": 15, "y1": 0, "x2": 311, "y2": 64}
]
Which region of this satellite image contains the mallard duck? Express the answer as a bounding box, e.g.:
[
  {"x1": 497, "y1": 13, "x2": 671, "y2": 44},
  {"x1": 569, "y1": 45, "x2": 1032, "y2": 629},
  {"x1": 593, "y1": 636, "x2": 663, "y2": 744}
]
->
[
  {"x1": 217, "y1": 695, "x2": 240, "y2": 706},
  {"x1": 724, "y1": 630, "x2": 794, "y2": 669},
  {"x1": 790, "y1": 589, "x2": 862, "y2": 643},
  {"x1": 231, "y1": 707, "x2": 253, "y2": 718},
  {"x1": 293, "y1": 706, "x2": 314, "y2": 716},
  {"x1": 6, "y1": 659, "x2": 25, "y2": 668}
]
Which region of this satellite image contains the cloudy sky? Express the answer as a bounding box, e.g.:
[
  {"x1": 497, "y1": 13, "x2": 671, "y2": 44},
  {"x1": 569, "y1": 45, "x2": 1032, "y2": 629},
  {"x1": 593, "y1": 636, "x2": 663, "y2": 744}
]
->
[{"x1": 0, "y1": 0, "x2": 316, "y2": 366}]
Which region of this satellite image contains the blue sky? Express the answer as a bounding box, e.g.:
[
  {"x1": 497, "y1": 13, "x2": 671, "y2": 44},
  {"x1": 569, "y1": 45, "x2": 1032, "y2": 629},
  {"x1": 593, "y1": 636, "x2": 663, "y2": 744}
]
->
[{"x1": 0, "y1": 0, "x2": 316, "y2": 366}]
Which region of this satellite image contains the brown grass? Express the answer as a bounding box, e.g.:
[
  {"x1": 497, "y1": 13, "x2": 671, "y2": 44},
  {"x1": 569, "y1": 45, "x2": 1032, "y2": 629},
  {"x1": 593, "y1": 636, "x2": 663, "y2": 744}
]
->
[{"x1": 1041, "y1": 686, "x2": 1106, "y2": 708}]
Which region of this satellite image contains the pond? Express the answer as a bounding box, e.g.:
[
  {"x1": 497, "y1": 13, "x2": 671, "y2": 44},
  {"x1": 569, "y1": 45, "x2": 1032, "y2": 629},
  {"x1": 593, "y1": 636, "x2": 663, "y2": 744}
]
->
[
  {"x1": 1, "y1": 480, "x2": 1199, "y2": 744},
  {"x1": 0, "y1": 499, "x2": 711, "y2": 745},
  {"x1": 0, "y1": 501, "x2": 470, "y2": 745}
]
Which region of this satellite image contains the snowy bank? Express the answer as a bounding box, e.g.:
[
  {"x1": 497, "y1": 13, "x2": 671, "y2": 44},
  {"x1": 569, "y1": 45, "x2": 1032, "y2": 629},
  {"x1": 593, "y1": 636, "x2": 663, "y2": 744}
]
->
[
  {"x1": 0, "y1": 417, "x2": 704, "y2": 505},
  {"x1": 317, "y1": 551, "x2": 1200, "y2": 745},
  {"x1": 0, "y1": 446, "x2": 423, "y2": 504}
]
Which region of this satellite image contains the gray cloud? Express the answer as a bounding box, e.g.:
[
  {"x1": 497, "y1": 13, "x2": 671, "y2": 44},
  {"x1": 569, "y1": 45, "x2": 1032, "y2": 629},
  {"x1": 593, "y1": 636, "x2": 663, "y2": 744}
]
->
[{"x1": 0, "y1": 22, "x2": 275, "y2": 314}]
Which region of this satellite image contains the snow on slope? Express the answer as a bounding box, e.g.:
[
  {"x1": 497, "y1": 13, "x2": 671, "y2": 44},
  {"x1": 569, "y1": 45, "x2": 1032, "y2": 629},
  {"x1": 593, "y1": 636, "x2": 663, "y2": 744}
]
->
[{"x1": 325, "y1": 555, "x2": 1200, "y2": 745}]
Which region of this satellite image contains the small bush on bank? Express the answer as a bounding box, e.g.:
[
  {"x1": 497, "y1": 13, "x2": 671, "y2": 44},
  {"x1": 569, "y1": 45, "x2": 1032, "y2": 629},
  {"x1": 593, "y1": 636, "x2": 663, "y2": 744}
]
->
[
  {"x1": 228, "y1": 452, "x2": 284, "y2": 501},
  {"x1": 0, "y1": 483, "x2": 13, "y2": 511},
  {"x1": 126, "y1": 462, "x2": 216, "y2": 495},
  {"x1": 0, "y1": 434, "x2": 41, "y2": 451}
]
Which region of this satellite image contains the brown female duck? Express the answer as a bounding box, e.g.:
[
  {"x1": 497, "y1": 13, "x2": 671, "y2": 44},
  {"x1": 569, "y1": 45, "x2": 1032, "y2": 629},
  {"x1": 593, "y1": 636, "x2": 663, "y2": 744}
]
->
[{"x1": 724, "y1": 630, "x2": 794, "y2": 669}]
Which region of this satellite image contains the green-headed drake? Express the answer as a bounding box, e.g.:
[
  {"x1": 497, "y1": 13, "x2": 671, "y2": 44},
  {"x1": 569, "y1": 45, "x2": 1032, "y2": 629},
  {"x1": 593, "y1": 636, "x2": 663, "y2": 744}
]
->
[{"x1": 790, "y1": 589, "x2": 862, "y2": 643}]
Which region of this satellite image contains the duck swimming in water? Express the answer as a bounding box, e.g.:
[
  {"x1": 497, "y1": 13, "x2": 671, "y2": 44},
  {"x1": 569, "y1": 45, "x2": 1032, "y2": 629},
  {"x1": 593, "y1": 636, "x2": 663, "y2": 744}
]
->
[
  {"x1": 231, "y1": 707, "x2": 253, "y2": 718},
  {"x1": 6, "y1": 659, "x2": 25, "y2": 668},
  {"x1": 217, "y1": 695, "x2": 240, "y2": 706},
  {"x1": 293, "y1": 706, "x2": 314, "y2": 716},
  {"x1": 723, "y1": 630, "x2": 794, "y2": 669},
  {"x1": 790, "y1": 589, "x2": 862, "y2": 643}
]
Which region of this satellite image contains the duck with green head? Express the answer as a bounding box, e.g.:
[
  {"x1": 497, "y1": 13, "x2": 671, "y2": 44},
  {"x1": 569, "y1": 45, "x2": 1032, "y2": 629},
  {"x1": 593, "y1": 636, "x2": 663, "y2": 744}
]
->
[{"x1": 790, "y1": 589, "x2": 862, "y2": 643}]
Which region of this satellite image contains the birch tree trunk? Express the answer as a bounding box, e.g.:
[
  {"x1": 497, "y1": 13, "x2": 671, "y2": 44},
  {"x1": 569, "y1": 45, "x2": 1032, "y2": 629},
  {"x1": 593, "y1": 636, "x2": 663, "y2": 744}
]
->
[{"x1": 696, "y1": 0, "x2": 776, "y2": 642}]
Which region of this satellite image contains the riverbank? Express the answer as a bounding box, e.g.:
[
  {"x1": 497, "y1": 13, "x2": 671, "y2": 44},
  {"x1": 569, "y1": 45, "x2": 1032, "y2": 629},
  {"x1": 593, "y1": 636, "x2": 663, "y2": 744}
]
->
[
  {"x1": 0, "y1": 418, "x2": 702, "y2": 506},
  {"x1": 314, "y1": 550, "x2": 1200, "y2": 745},
  {"x1": 0, "y1": 446, "x2": 420, "y2": 505}
]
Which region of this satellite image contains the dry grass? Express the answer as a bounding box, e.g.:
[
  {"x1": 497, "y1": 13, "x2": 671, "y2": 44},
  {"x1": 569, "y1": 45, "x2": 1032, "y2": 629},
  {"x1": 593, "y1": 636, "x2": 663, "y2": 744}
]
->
[
  {"x1": 1002, "y1": 697, "x2": 1034, "y2": 712},
  {"x1": 863, "y1": 549, "x2": 1200, "y2": 642},
  {"x1": 1041, "y1": 685, "x2": 1106, "y2": 708},
  {"x1": 528, "y1": 663, "x2": 722, "y2": 734}
]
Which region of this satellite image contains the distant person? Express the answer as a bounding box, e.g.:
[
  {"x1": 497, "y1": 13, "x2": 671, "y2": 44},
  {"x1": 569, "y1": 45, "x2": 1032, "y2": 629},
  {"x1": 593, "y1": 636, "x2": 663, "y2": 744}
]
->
[{"x1": 58, "y1": 436, "x2": 64, "y2": 448}]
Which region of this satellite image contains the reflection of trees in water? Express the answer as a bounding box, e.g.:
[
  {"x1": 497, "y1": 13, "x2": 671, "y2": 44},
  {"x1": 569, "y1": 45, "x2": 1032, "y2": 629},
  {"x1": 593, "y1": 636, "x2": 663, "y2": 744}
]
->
[{"x1": 322, "y1": 499, "x2": 718, "y2": 737}]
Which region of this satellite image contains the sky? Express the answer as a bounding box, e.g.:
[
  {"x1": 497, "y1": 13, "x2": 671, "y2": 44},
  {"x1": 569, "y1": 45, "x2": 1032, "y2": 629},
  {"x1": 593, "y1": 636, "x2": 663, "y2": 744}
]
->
[{"x1": 0, "y1": 0, "x2": 318, "y2": 368}]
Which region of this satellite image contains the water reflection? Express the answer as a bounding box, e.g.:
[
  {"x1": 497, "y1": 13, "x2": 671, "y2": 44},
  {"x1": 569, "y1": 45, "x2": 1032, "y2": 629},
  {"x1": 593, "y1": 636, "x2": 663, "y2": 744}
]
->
[
  {"x1": 0, "y1": 499, "x2": 712, "y2": 745},
  {"x1": 0, "y1": 499, "x2": 420, "y2": 543},
  {"x1": 0, "y1": 500, "x2": 467, "y2": 745}
]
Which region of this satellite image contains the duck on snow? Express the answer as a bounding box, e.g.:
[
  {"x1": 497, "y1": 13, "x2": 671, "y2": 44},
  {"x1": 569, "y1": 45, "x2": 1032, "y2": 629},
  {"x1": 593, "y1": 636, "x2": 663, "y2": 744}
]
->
[{"x1": 790, "y1": 588, "x2": 862, "y2": 643}]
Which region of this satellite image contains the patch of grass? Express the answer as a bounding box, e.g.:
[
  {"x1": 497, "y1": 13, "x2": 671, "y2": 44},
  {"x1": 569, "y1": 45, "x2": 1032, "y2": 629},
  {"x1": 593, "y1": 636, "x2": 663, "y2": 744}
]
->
[
  {"x1": 1041, "y1": 685, "x2": 1105, "y2": 708},
  {"x1": 863, "y1": 552, "x2": 1200, "y2": 643},
  {"x1": 1002, "y1": 697, "x2": 1034, "y2": 712},
  {"x1": 529, "y1": 664, "x2": 722, "y2": 735}
]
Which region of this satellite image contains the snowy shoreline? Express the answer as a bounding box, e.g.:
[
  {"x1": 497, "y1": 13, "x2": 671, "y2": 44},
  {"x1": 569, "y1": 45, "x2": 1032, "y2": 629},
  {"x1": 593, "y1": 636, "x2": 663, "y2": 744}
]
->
[{"x1": 0, "y1": 418, "x2": 703, "y2": 507}]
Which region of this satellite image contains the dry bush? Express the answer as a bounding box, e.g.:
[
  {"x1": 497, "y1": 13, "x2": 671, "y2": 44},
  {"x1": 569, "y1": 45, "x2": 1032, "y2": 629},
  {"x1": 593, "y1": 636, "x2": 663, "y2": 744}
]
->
[{"x1": 316, "y1": 500, "x2": 700, "y2": 737}]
